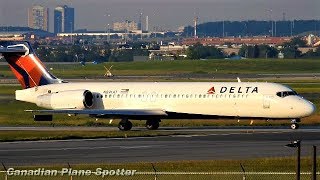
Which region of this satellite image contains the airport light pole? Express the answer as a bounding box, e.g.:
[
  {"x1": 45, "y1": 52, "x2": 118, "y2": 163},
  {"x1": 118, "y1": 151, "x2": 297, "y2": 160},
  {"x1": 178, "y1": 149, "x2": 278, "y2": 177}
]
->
[
  {"x1": 70, "y1": 22, "x2": 74, "y2": 45},
  {"x1": 104, "y1": 11, "x2": 111, "y2": 42},
  {"x1": 2, "y1": 163, "x2": 7, "y2": 180},
  {"x1": 285, "y1": 140, "x2": 301, "y2": 180},
  {"x1": 312, "y1": 145, "x2": 317, "y2": 180},
  {"x1": 107, "y1": 23, "x2": 111, "y2": 43},
  {"x1": 267, "y1": 9, "x2": 273, "y2": 37}
]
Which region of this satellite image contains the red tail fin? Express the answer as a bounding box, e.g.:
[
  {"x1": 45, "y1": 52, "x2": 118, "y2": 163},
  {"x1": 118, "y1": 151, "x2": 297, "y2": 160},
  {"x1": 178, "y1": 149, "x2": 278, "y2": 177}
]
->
[{"x1": 0, "y1": 41, "x2": 61, "y2": 89}]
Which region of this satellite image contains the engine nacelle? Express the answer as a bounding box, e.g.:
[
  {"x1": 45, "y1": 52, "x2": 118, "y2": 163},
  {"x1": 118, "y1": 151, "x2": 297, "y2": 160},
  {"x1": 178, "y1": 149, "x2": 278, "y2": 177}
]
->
[{"x1": 36, "y1": 90, "x2": 94, "y2": 109}]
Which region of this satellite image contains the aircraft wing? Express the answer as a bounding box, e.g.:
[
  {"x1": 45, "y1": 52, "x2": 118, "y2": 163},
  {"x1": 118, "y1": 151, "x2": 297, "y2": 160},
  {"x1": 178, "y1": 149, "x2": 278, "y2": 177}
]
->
[{"x1": 25, "y1": 109, "x2": 168, "y2": 117}]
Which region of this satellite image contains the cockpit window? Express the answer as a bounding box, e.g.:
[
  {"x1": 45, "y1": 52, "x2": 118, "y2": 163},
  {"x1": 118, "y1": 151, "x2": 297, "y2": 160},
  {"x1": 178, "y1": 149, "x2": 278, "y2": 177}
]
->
[{"x1": 276, "y1": 91, "x2": 298, "y2": 98}]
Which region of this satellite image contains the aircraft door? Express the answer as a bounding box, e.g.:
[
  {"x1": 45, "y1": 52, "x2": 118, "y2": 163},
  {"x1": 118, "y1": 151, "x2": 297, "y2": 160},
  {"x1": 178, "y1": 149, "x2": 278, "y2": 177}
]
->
[{"x1": 263, "y1": 95, "x2": 272, "y2": 109}]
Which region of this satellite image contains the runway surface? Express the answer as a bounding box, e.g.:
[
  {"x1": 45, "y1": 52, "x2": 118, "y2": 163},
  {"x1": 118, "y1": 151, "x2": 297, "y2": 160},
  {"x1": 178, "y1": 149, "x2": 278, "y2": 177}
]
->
[{"x1": 0, "y1": 127, "x2": 320, "y2": 166}]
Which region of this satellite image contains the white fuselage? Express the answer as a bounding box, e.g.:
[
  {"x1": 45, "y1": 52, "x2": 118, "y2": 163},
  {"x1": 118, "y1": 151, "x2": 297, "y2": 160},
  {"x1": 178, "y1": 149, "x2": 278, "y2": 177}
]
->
[{"x1": 16, "y1": 82, "x2": 315, "y2": 119}]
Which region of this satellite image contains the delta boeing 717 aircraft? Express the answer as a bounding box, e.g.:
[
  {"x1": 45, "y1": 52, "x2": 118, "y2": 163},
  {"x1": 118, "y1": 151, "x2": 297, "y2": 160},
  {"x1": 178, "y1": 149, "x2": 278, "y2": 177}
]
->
[{"x1": 0, "y1": 41, "x2": 316, "y2": 130}]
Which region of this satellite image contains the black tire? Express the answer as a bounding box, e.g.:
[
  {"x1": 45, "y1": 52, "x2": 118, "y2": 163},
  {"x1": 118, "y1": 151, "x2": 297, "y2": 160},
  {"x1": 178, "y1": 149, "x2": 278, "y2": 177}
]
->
[
  {"x1": 290, "y1": 123, "x2": 299, "y2": 130},
  {"x1": 146, "y1": 119, "x2": 160, "y2": 130},
  {"x1": 118, "y1": 121, "x2": 133, "y2": 131}
]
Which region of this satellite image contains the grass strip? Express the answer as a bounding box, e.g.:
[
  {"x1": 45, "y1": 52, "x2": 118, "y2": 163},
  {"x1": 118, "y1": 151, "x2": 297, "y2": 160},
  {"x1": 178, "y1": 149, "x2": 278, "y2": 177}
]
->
[
  {"x1": 1, "y1": 59, "x2": 320, "y2": 78},
  {"x1": 4, "y1": 157, "x2": 320, "y2": 172}
]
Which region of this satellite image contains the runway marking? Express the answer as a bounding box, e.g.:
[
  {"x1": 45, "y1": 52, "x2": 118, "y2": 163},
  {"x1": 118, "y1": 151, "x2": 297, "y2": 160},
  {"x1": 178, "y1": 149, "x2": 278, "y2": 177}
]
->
[
  {"x1": 171, "y1": 135, "x2": 204, "y2": 137},
  {"x1": 206, "y1": 131, "x2": 289, "y2": 136},
  {"x1": 0, "y1": 145, "x2": 160, "y2": 152},
  {"x1": 120, "y1": 145, "x2": 153, "y2": 149},
  {"x1": 0, "y1": 128, "x2": 318, "y2": 146},
  {"x1": 0, "y1": 136, "x2": 159, "y2": 144},
  {"x1": 169, "y1": 131, "x2": 289, "y2": 138}
]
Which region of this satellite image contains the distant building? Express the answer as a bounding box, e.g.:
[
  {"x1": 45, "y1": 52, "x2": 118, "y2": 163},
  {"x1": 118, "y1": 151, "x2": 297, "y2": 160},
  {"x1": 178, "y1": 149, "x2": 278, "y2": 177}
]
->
[
  {"x1": 54, "y1": 5, "x2": 74, "y2": 34},
  {"x1": 183, "y1": 37, "x2": 292, "y2": 46},
  {"x1": 28, "y1": 5, "x2": 49, "y2": 31},
  {"x1": 113, "y1": 20, "x2": 138, "y2": 32},
  {"x1": 0, "y1": 27, "x2": 54, "y2": 40}
]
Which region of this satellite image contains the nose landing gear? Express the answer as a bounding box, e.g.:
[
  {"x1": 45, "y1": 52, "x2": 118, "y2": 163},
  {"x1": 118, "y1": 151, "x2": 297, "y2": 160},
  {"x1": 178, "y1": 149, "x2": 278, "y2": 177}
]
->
[{"x1": 290, "y1": 119, "x2": 300, "y2": 130}]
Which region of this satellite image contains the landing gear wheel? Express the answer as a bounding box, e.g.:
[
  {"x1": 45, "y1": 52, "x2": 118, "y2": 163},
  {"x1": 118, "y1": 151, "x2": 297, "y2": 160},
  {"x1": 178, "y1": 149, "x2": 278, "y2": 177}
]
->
[
  {"x1": 290, "y1": 123, "x2": 299, "y2": 130},
  {"x1": 146, "y1": 119, "x2": 160, "y2": 130},
  {"x1": 290, "y1": 119, "x2": 300, "y2": 130},
  {"x1": 118, "y1": 120, "x2": 133, "y2": 131}
]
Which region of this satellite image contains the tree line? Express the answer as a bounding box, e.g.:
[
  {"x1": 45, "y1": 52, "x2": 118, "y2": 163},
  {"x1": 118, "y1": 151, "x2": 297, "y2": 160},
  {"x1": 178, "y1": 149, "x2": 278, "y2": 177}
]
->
[
  {"x1": 32, "y1": 37, "x2": 320, "y2": 62},
  {"x1": 34, "y1": 41, "x2": 149, "y2": 62}
]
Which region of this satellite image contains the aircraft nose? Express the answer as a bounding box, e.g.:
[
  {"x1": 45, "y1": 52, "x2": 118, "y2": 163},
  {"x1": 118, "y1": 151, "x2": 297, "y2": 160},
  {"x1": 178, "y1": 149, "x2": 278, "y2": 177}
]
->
[{"x1": 303, "y1": 101, "x2": 316, "y2": 117}]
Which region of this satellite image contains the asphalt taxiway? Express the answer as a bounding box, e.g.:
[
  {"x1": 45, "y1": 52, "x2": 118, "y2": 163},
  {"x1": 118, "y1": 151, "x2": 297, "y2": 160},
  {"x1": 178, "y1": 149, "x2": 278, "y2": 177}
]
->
[{"x1": 0, "y1": 127, "x2": 319, "y2": 166}]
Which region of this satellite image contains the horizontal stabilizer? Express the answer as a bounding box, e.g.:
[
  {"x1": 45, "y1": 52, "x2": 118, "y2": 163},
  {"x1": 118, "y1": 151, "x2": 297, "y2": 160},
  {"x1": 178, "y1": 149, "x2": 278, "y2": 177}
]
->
[{"x1": 0, "y1": 47, "x2": 27, "y2": 54}]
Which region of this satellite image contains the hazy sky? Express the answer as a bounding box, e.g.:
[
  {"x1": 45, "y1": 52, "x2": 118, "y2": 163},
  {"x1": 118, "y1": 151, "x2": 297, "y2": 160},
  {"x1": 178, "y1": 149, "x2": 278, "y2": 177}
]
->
[{"x1": 0, "y1": 0, "x2": 319, "y2": 32}]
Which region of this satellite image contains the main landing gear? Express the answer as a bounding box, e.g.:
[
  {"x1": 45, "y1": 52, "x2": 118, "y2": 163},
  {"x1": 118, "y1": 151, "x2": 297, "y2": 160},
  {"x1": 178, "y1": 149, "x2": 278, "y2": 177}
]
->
[
  {"x1": 118, "y1": 118, "x2": 161, "y2": 131},
  {"x1": 290, "y1": 119, "x2": 300, "y2": 130},
  {"x1": 118, "y1": 118, "x2": 133, "y2": 131},
  {"x1": 146, "y1": 119, "x2": 160, "y2": 130}
]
